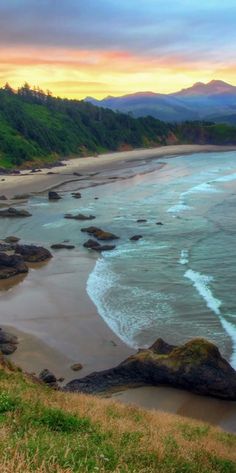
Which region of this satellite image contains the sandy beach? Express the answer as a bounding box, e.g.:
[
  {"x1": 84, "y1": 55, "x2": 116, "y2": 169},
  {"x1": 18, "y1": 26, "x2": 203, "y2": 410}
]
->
[
  {"x1": 1, "y1": 144, "x2": 236, "y2": 200},
  {"x1": 1, "y1": 143, "x2": 236, "y2": 432}
]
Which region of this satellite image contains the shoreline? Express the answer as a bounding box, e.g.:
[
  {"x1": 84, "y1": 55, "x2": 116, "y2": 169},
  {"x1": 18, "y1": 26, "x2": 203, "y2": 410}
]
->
[
  {"x1": 1, "y1": 144, "x2": 236, "y2": 200},
  {"x1": 1, "y1": 143, "x2": 236, "y2": 432}
]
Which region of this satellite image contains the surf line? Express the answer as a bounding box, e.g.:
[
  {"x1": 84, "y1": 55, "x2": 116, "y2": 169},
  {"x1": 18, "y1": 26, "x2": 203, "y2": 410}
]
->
[{"x1": 185, "y1": 269, "x2": 236, "y2": 368}]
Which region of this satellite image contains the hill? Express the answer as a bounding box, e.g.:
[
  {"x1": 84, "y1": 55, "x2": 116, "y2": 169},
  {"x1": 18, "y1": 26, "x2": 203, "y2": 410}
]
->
[
  {"x1": 1, "y1": 84, "x2": 236, "y2": 169},
  {"x1": 0, "y1": 355, "x2": 235, "y2": 472},
  {"x1": 86, "y1": 80, "x2": 236, "y2": 123}
]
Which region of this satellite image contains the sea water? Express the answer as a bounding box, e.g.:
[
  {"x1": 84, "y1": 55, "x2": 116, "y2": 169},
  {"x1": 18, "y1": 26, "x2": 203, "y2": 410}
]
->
[{"x1": 1, "y1": 151, "x2": 236, "y2": 367}]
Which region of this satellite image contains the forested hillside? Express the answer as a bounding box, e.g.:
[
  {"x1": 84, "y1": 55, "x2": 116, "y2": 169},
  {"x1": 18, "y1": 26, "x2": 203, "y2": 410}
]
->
[{"x1": 0, "y1": 83, "x2": 236, "y2": 168}]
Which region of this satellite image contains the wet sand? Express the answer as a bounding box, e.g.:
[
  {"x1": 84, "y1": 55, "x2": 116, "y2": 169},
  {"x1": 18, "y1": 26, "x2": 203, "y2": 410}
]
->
[
  {"x1": 0, "y1": 251, "x2": 133, "y2": 383},
  {"x1": 1, "y1": 144, "x2": 236, "y2": 200},
  {"x1": 113, "y1": 387, "x2": 236, "y2": 433}
]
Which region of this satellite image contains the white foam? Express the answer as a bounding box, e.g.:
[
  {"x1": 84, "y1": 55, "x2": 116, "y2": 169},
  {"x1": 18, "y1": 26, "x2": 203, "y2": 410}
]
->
[
  {"x1": 220, "y1": 317, "x2": 236, "y2": 367},
  {"x1": 167, "y1": 201, "x2": 191, "y2": 214},
  {"x1": 185, "y1": 269, "x2": 236, "y2": 368},
  {"x1": 184, "y1": 269, "x2": 221, "y2": 315},
  {"x1": 87, "y1": 254, "x2": 174, "y2": 348},
  {"x1": 43, "y1": 221, "x2": 66, "y2": 229},
  {"x1": 213, "y1": 172, "x2": 236, "y2": 184},
  {"x1": 179, "y1": 249, "x2": 189, "y2": 265}
]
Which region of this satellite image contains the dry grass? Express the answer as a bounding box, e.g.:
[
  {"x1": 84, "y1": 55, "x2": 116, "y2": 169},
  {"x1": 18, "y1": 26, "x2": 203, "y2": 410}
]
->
[{"x1": 0, "y1": 363, "x2": 235, "y2": 472}]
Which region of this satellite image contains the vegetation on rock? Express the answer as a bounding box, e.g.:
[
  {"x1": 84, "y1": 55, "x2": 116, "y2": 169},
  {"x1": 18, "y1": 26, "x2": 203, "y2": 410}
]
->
[{"x1": 0, "y1": 355, "x2": 235, "y2": 472}]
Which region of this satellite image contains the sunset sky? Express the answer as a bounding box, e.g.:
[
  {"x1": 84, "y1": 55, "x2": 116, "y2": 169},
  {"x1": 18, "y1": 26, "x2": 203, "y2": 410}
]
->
[{"x1": 0, "y1": 0, "x2": 236, "y2": 99}]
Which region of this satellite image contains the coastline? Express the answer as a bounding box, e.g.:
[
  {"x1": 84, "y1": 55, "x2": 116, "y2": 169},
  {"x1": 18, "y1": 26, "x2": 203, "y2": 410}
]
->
[
  {"x1": 1, "y1": 143, "x2": 236, "y2": 432},
  {"x1": 1, "y1": 144, "x2": 236, "y2": 200}
]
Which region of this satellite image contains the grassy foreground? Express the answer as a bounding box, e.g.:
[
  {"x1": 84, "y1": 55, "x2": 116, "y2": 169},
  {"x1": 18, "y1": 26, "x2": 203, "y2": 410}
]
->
[{"x1": 0, "y1": 357, "x2": 235, "y2": 473}]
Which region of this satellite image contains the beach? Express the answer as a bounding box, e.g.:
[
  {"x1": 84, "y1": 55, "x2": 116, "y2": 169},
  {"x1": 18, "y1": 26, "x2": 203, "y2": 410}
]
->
[
  {"x1": 1, "y1": 144, "x2": 236, "y2": 200},
  {"x1": 0, "y1": 143, "x2": 236, "y2": 432}
]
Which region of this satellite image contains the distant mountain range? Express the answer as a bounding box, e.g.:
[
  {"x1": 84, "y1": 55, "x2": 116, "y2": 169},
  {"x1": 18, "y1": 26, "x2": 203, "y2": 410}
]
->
[{"x1": 85, "y1": 80, "x2": 236, "y2": 123}]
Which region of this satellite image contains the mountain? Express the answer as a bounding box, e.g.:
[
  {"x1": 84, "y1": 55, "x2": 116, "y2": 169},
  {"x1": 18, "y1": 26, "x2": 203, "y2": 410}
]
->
[
  {"x1": 86, "y1": 80, "x2": 236, "y2": 123},
  {"x1": 172, "y1": 80, "x2": 236, "y2": 97},
  {"x1": 1, "y1": 84, "x2": 236, "y2": 169}
]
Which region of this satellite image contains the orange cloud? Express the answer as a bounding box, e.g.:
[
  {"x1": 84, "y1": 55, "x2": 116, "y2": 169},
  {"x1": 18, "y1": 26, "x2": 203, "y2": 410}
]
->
[{"x1": 0, "y1": 46, "x2": 235, "y2": 99}]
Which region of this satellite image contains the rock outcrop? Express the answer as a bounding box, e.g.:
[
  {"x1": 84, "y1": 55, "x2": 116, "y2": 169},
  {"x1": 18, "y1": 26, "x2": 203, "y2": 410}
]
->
[
  {"x1": 65, "y1": 338, "x2": 236, "y2": 400},
  {"x1": 81, "y1": 226, "x2": 119, "y2": 241},
  {"x1": 0, "y1": 328, "x2": 18, "y2": 355},
  {"x1": 0, "y1": 253, "x2": 28, "y2": 279},
  {"x1": 130, "y1": 235, "x2": 143, "y2": 241},
  {"x1": 48, "y1": 191, "x2": 61, "y2": 200},
  {"x1": 0, "y1": 243, "x2": 52, "y2": 279},
  {"x1": 65, "y1": 213, "x2": 95, "y2": 221},
  {"x1": 0, "y1": 207, "x2": 32, "y2": 218},
  {"x1": 83, "y1": 239, "x2": 116, "y2": 252},
  {"x1": 51, "y1": 243, "x2": 75, "y2": 250},
  {"x1": 15, "y1": 244, "x2": 52, "y2": 263}
]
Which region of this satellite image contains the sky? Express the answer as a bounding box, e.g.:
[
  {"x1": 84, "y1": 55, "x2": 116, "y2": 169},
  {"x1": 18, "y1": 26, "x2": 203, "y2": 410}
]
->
[{"x1": 0, "y1": 0, "x2": 236, "y2": 99}]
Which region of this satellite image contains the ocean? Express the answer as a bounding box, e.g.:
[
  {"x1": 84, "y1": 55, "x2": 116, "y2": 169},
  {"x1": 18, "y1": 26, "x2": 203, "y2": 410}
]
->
[{"x1": 1, "y1": 151, "x2": 236, "y2": 367}]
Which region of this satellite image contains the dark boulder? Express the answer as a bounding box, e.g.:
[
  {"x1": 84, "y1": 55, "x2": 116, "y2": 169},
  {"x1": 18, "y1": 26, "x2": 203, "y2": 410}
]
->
[
  {"x1": 130, "y1": 235, "x2": 143, "y2": 241},
  {"x1": 4, "y1": 236, "x2": 20, "y2": 243},
  {"x1": 39, "y1": 369, "x2": 58, "y2": 387},
  {"x1": 51, "y1": 243, "x2": 75, "y2": 250},
  {"x1": 71, "y1": 192, "x2": 82, "y2": 198},
  {"x1": 83, "y1": 239, "x2": 116, "y2": 252},
  {"x1": 65, "y1": 338, "x2": 236, "y2": 400},
  {"x1": 48, "y1": 191, "x2": 61, "y2": 200},
  {"x1": 15, "y1": 244, "x2": 52, "y2": 263},
  {"x1": 71, "y1": 363, "x2": 83, "y2": 372},
  {"x1": 156, "y1": 222, "x2": 164, "y2": 225},
  {"x1": 0, "y1": 253, "x2": 28, "y2": 279},
  {"x1": 0, "y1": 207, "x2": 32, "y2": 218},
  {"x1": 64, "y1": 213, "x2": 95, "y2": 221},
  {"x1": 137, "y1": 219, "x2": 147, "y2": 223},
  {"x1": 0, "y1": 328, "x2": 18, "y2": 355},
  {"x1": 0, "y1": 195, "x2": 7, "y2": 200},
  {"x1": 81, "y1": 226, "x2": 119, "y2": 241}
]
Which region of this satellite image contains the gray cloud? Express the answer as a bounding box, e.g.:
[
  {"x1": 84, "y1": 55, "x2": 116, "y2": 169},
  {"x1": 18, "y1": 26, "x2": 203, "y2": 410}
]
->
[{"x1": 0, "y1": 0, "x2": 235, "y2": 63}]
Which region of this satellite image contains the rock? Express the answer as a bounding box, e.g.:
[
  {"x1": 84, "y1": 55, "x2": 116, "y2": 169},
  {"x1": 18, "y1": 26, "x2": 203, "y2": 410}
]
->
[
  {"x1": 71, "y1": 363, "x2": 83, "y2": 372},
  {"x1": 48, "y1": 191, "x2": 61, "y2": 200},
  {"x1": 58, "y1": 377, "x2": 65, "y2": 383},
  {"x1": 130, "y1": 235, "x2": 143, "y2": 241},
  {"x1": 39, "y1": 369, "x2": 58, "y2": 387},
  {"x1": 51, "y1": 243, "x2": 75, "y2": 250},
  {"x1": 73, "y1": 172, "x2": 83, "y2": 177},
  {"x1": 156, "y1": 222, "x2": 163, "y2": 226},
  {"x1": 81, "y1": 226, "x2": 119, "y2": 241},
  {"x1": 71, "y1": 192, "x2": 82, "y2": 198},
  {"x1": 64, "y1": 213, "x2": 95, "y2": 221},
  {"x1": 0, "y1": 195, "x2": 7, "y2": 200},
  {"x1": 150, "y1": 338, "x2": 176, "y2": 355},
  {"x1": 15, "y1": 244, "x2": 52, "y2": 263},
  {"x1": 0, "y1": 329, "x2": 18, "y2": 345},
  {"x1": 137, "y1": 219, "x2": 147, "y2": 223},
  {"x1": 13, "y1": 194, "x2": 30, "y2": 200},
  {"x1": 0, "y1": 207, "x2": 32, "y2": 218},
  {"x1": 0, "y1": 253, "x2": 28, "y2": 279},
  {"x1": 0, "y1": 328, "x2": 18, "y2": 355},
  {"x1": 4, "y1": 236, "x2": 20, "y2": 243},
  {"x1": 65, "y1": 338, "x2": 236, "y2": 400},
  {"x1": 83, "y1": 239, "x2": 116, "y2": 252},
  {"x1": 47, "y1": 171, "x2": 55, "y2": 175}
]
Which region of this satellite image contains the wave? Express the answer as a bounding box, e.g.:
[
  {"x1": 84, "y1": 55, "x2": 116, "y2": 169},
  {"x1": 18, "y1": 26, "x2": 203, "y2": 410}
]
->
[
  {"x1": 87, "y1": 249, "x2": 174, "y2": 348},
  {"x1": 179, "y1": 249, "x2": 189, "y2": 265},
  {"x1": 185, "y1": 269, "x2": 236, "y2": 368}
]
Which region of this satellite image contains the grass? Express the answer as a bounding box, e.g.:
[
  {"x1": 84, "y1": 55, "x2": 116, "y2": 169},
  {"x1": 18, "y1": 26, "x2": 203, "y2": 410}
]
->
[{"x1": 0, "y1": 358, "x2": 235, "y2": 472}]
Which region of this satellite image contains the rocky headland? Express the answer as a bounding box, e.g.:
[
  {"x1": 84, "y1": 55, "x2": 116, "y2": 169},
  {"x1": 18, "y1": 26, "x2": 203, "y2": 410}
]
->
[{"x1": 65, "y1": 338, "x2": 236, "y2": 400}]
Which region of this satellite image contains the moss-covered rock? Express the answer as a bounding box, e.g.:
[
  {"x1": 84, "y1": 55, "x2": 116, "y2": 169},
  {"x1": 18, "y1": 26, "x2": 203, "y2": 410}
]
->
[{"x1": 65, "y1": 338, "x2": 236, "y2": 400}]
